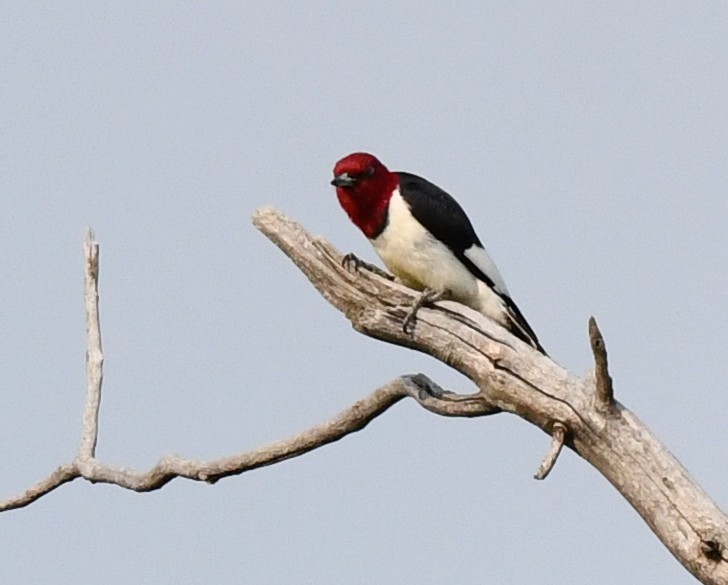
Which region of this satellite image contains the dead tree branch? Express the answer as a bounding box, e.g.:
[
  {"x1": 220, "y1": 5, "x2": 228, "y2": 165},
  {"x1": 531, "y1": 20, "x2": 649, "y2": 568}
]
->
[
  {"x1": 1, "y1": 208, "x2": 726, "y2": 585},
  {"x1": 251, "y1": 207, "x2": 728, "y2": 585},
  {"x1": 0, "y1": 227, "x2": 494, "y2": 512},
  {"x1": 1, "y1": 373, "x2": 492, "y2": 512},
  {"x1": 533, "y1": 422, "x2": 567, "y2": 480},
  {"x1": 79, "y1": 228, "x2": 103, "y2": 461},
  {"x1": 589, "y1": 316, "x2": 614, "y2": 414}
]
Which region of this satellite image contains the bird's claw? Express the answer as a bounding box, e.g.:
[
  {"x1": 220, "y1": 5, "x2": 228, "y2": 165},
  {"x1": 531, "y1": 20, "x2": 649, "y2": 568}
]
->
[
  {"x1": 402, "y1": 289, "x2": 446, "y2": 334},
  {"x1": 342, "y1": 253, "x2": 394, "y2": 280},
  {"x1": 342, "y1": 253, "x2": 362, "y2": 273}
]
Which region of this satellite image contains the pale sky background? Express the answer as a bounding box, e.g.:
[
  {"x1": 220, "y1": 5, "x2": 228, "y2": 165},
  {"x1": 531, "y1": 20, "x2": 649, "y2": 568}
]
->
[{"x1": 2, "y1": 3, "x2": 727, "y2": 584}]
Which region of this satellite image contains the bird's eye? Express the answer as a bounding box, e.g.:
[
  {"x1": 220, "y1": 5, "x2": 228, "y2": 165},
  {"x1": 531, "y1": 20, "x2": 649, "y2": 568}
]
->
[{"x1": 352, "y1": 166, "x2": 375, "y2": 180}]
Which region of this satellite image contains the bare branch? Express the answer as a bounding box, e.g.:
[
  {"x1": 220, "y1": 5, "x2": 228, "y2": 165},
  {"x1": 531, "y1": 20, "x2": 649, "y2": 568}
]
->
[
  {"x1": 2, "y1": 207, "x2": 727, "y2": 584},
  {"x1": 0, "y1": 374, "x2": 493, "y2": 510},
  {"x1": 252, "y1": 207, "x2": 728, "y2": 585},
  {"x1": 534, "y1": 422, "x2": 568, "y2": 480},
  {"x1": 533, "y1": 422, "x2": 566, "y2": 479},
  {"x1": 0, "y1": 464, "x2": 80, "y2": 512},
  {"x1": 589, "y1": 316, "x2": 614, "y2": 413},
  {"x1": 79, "y1": 228, "x2": 103, "y2": 460},
  {"x1": 80, "y1": 374, "x2": 492, "y2": 491},
  {"x1": 2, "y1": 212, "x2": 498, "y2": 509}
]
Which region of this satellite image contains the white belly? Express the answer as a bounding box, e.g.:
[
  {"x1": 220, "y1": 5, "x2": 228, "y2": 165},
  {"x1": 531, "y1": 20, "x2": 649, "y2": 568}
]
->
[
  {"x1": 371, "y1": 192, "x2": 480, "y2": 305},
  {"x1": 370, "y1": 191, "x2": 512, "y2": 328}
]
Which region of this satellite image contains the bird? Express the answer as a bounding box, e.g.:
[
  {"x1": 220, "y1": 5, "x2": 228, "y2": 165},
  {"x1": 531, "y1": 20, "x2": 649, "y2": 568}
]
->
[{"x1": 331, "y1": 152, "x2": 545, "y2": 354}]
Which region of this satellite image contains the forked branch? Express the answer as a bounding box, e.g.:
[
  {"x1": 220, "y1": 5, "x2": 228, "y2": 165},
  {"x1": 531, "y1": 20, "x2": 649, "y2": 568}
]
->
[
  {"x1": 0, "y1": 226, "x2": 494, "y2": 513},
  {"x1": 251, "y1": 207, "x2": 728, "y2": 585},
  {"x1": 1, "y1": 208, "x2": 726, "y2": 585}
]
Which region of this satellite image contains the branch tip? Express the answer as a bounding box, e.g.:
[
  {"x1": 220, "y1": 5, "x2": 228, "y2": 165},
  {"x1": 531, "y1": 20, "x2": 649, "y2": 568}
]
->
[
  {"x1": 534, "y1": 422, "x2": 568, "y2": 480},
  {"x1": 80, "y1": 230, "x2": 104, "y2": 460},
  {"x1": 588, "y1": 316, "x2": 614, "y2": 413}
]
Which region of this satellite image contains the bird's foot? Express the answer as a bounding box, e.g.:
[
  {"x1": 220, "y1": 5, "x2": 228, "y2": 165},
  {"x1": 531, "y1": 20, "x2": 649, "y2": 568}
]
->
[
  {"x1": 342, "y1": 253, "x2": 394, "y2": 280},
  {"x1": 402, "y1": 288, "x2": 446, "y2": 334}
]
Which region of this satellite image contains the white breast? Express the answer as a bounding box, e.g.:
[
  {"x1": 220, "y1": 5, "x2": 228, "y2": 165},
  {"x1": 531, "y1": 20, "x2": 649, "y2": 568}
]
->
[{"x1": 371, "y1": 190, "x2": 480, "y2": 305}]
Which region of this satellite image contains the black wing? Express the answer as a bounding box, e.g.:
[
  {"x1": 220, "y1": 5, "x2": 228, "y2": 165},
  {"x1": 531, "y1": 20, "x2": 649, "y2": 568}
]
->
[
  {"x1": 396, "y1": 172, "x2": 545, "y2": 354},
  {"x1": 396, "y1": 171, "x2": 502, "y2": 290}
]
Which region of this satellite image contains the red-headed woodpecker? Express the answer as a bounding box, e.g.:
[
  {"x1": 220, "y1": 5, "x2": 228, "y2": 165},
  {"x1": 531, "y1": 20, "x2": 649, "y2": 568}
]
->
[{"x1": 331, "y1": 152, "x2": 545, "y2": 354}]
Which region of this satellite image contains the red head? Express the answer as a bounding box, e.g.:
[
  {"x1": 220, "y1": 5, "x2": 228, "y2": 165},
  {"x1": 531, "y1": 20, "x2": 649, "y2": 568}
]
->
[{"x1": 331, "y1": 152, "x2": 399, "y2": 238}]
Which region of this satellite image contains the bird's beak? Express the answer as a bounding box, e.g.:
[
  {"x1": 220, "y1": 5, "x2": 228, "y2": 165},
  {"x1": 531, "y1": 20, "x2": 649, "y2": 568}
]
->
[{"x1": 331, "y1": 173, "x2": 357, "y2": 188}]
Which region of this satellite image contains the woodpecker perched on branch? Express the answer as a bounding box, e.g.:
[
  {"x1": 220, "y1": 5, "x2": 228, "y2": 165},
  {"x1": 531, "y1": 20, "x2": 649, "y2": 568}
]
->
[{"x1": 331, "y1": 152, "x2": 545, "y2": 354}]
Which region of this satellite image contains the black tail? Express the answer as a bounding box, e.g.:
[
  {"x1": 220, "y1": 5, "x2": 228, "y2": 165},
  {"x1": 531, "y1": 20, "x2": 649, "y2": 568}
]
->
[{"x1": 502, "y1": 296, "x2": 546, "y2": 355}]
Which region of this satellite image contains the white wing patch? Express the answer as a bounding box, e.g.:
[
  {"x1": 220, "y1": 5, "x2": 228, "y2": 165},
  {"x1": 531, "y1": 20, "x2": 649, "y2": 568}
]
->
[{"x1": 463, "y1": 245, "x2": 510, "y2": 296}]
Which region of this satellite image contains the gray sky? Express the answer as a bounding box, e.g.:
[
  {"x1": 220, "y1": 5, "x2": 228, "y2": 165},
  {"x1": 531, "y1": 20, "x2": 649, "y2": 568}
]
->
[{"x1": 2, "y1": 2, "x2": 727, "y2": 583}]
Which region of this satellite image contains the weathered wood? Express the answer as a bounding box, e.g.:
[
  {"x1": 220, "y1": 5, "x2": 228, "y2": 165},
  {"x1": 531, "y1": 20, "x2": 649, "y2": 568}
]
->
[
  {"x1": 0, "y1": 225, "x2": 495, "y2": 512},
  {"x1": 534, "y1": 422, "x2": 568, "y2": 480},
  {"x1": 252, "y1": 207, "x2": 728, "y2": 585},
  {"x1": 2, "y1": 207, "x2": 726, "y2": 585}
]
